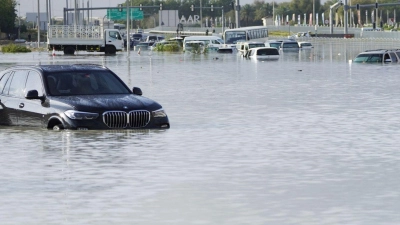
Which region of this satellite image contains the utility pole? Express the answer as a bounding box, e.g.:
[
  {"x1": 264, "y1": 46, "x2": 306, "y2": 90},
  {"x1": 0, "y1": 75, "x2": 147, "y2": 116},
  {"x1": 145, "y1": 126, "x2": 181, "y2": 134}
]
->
[
  {"x1": 235, "y1": 0, "x2": 240, "y2": 28},
  {"x1": 313, "y1": 0, "x2": 315, "y2": 25},
  {"x1": 126, "y1": 1, "x2": 130, "y2": 57},
  {"x1": 37, "y1": 0, "x2": 40, "y2": 48},
  {"x1": 87, "y1": 0, "x2": 90, "y2": 25},
  {"x1": 344, "y1": 0, "x2": 348, "y2": 34},
  {"x1": 200, "y1": 0, "x2": 203, "y2": 27},
  {"x1": 49, "y1": 0, "x2": 52, "y2": 25},
  {"x1": 74, "y1": 0, "x2": 77, "y2": 26},
  {"x1": 18, "y1": 2, "x2": 20, "y2": 40},
  {"x1": 272, "y1": 1, "x2": 274, "y2": 26}
]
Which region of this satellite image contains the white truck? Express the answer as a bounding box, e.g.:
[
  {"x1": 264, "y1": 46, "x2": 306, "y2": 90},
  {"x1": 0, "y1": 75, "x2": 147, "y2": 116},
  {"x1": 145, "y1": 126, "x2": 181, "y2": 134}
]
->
[{"x1": 47, "y1": 25, "x2": 124, "y2": 55}]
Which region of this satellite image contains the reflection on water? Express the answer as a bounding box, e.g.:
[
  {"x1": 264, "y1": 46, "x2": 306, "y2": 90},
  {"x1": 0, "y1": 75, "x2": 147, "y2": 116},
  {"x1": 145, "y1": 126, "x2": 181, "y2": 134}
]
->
[{"x1": 1, "y1": 41, "x2": 400, "y2": 225}]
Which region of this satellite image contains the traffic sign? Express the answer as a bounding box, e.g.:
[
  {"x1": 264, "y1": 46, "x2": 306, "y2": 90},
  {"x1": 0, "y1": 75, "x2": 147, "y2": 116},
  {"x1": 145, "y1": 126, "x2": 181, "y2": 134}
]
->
[
  {"x1": 132, "y1": 8, "x2": 144, "y2": 20},
  {"x1": 107, "y1": 8, "x2": 143, "y2": 20}
]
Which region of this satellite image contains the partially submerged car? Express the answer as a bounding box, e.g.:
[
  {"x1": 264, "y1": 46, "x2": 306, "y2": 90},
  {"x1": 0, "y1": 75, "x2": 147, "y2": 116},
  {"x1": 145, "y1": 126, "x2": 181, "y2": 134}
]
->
[
  {"x1": 236, "y1": 41, "x2": 266, "y2": 56},
  {"x1": 298, "y1": 41, "x2": 313, "y2": 49},
  {"x1": 246, "y1": 47, "x2": 280, "y2": 60},
  {"x1": 0, "y1": 64, "x2": 170, "y2": 130},
  {"x1": 265, "y1": 40, "x2": 283, "y2": 50},
  {"x1": 280, "y1": 40, "x2": 300, "y2": 51},
  {"x1": 352, "y1": 49, "x2": 399, "y2": 63}
]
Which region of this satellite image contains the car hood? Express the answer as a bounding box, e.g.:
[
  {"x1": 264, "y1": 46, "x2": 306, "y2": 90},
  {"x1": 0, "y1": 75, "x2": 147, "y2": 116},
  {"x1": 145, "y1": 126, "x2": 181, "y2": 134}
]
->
[{"x1": 49, "y1": 94, "x2": 162, "y2": 112}]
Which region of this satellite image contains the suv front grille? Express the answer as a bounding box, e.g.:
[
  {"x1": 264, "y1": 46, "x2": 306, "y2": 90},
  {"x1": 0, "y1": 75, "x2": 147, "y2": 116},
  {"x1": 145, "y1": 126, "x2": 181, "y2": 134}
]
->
[{"x1": 103, "y1": 110, "x2": 150, "y2": 128}]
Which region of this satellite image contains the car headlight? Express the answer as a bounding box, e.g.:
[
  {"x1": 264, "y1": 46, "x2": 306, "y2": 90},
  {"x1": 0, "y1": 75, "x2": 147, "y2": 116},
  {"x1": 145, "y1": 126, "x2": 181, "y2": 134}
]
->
[
  {"x1": 152, "y1": 108, "x2": 167, "y2": 118},
  {"x1": 65, "y1": 110, "x2": 99, "y2": 120}
]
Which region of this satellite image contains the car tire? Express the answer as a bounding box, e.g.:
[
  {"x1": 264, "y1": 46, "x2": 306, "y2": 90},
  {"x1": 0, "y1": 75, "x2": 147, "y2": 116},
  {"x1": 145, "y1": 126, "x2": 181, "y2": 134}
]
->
[{"x1": 53, "y1": 124, "x2": 64, "y2": 131}]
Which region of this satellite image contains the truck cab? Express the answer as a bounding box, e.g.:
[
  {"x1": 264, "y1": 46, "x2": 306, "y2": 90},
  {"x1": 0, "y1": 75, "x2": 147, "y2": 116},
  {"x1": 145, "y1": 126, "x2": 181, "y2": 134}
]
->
[{"x1": 104, "y1": 29, "x2": 124, "y2": 54}]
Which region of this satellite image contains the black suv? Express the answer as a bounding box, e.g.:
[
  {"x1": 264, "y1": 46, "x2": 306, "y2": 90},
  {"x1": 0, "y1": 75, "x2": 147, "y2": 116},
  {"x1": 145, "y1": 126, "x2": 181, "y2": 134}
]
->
[{"x1": 0, "y1": 64, "x2": 170, "y2": 130}]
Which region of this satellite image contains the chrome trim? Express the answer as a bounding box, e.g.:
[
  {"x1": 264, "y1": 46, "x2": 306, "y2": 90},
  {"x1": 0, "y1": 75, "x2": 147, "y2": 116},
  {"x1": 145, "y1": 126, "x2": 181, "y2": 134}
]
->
[
  {"x1": 129, "y1": 110, "x2": 150, "y2": 128},
  {"x1": 103, "y1": 110, "x2": 150, "y2": 128}
]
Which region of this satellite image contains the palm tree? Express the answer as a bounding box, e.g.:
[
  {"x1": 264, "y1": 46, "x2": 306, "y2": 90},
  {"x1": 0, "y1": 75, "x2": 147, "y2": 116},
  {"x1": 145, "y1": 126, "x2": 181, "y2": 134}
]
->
[{"x1": 241, "y1": 4, "x2": 254, "y2": 26}]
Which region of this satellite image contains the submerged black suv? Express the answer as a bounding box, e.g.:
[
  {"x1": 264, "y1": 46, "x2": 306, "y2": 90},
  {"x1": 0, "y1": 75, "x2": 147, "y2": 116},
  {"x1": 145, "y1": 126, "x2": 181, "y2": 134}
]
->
[{"x1": 0, "y1": 64, "x2": 170, "y2": 130}]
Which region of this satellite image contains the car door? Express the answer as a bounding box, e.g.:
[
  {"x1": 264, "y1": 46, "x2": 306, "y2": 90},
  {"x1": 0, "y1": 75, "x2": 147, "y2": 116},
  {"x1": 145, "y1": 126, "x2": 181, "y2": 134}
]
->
[
  {"x1": 18, "y1": 70, "x2": 46, "y2": 127},
  {"x1": 2, "y1": 70, "x2": 28, "y2": 125},
  {"x1": 0, "y1": 71, "x2": 13, "y2": 125}
]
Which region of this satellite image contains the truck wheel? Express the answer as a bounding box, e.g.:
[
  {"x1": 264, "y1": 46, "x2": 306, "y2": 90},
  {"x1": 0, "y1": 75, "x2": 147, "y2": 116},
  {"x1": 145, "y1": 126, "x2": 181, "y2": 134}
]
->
[
  {"x1": 64, "y1": 46, "x2": 75, "y2": 55},
  {"x1": 105, "y1": 46, "x2": 116, "y2": 55}
]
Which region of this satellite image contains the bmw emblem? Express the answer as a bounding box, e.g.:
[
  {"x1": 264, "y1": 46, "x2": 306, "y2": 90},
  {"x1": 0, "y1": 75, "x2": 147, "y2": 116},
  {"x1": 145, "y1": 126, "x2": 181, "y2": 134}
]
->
[{"x1": 123, "y1": 106, "x2": 128, "y2": 109}]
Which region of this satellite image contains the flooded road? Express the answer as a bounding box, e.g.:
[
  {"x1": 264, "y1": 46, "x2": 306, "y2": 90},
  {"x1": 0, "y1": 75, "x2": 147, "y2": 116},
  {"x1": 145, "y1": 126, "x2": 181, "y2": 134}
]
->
[{"x1": 1, "y1": 42, "x2": 400, "y2": 225}]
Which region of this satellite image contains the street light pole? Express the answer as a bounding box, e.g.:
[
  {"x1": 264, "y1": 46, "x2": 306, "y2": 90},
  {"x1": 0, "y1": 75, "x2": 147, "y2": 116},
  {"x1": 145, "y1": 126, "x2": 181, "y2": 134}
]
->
[
  {"x1": 126, "y1": 0, "x2": 130, "y2": 57},
  {"x1": 200, "y1": 0, "x2": 203, "y2": 28},
  {"x1": 37, "y1": 0, "x2": 40, "y2": 48},
  {"x1": 18, "y1": 2, "x2": 20, "y2": 40},
  {"x1": 313, "y1": 0, "x2": 315, "y2": 25}
]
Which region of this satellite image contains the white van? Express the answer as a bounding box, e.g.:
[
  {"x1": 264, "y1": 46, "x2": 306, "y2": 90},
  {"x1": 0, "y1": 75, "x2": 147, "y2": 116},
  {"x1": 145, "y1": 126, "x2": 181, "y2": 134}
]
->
[{"x1": 183, "y1": 36, "x2": 224, "y2": 51}]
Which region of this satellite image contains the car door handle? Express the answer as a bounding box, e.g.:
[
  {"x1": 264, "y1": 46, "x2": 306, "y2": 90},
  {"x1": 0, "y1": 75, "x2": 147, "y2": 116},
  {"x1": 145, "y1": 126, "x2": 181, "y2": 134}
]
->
[
  {"x1": 108, "y1": 41, "x2": 112, "y2": 42},
  {"x1": 19, "y1": 103, "x2": 24, "y2": 108}
]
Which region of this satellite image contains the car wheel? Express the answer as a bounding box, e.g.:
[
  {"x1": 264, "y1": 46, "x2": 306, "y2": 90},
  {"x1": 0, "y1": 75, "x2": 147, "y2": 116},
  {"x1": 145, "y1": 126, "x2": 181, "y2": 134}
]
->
[{"x1": 53, "y1": 124, "x2": 64, "y2": 131}]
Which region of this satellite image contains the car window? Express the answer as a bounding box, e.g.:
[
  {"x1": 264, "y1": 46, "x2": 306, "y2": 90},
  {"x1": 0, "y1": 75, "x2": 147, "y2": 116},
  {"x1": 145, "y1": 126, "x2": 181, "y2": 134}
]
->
[
  {"x1": 25, "y1": 71, "x2": 44, "y2": 96},
  {"x1": 44, "y1": 70, "x2": 131, "y2": 95},
  {"x1": 389, "y1": 52, "x2": 398, "y2": 62},
  {"x1": 109, "y1": 31, "x2": 121, "y2": 40},
  {"x1": 366, "y1": 54, "x2": 383, "y2": 62},
  {"x1": 282, "y1": 43, "x2": 299, "y2": 48},
  {"x1": 258, "y1": 48, "x2": 279, "y2": 55},
  {"x1": 8, "y1": 70, "x2": 28, "y2": 97},
  {"x1": 249, "y1": 44, "x2": 265, "y2": 48},
  {"x1": 270, "y1": 43, "x2": 280, "y2": 48},
  {"x1": 0, "y1": 72, "x2": 12, "y2": 95}
]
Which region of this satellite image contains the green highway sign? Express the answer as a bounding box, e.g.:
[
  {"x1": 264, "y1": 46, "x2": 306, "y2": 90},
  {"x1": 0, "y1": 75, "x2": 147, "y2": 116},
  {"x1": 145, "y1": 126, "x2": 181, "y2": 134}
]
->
[
  {"x1": 107, "y1": 8, "x2": 144, "y2": 20},
  {"x1": 132, "y1": 9, "x2": 144, "y2": 20}
]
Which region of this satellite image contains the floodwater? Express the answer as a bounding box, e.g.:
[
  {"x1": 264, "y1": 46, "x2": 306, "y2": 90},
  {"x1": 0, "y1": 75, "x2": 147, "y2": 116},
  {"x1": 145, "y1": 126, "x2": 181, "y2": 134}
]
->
[{"x1": 1, "y1": 41, "x2": 400, "y2": 225}]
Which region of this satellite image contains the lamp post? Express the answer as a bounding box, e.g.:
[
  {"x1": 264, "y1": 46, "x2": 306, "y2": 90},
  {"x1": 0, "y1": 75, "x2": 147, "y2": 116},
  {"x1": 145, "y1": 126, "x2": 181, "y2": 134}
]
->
[
  {"x1": 18, "y1": 2, "x2": 20, "y2": 40},
  {"x1": 37, "y1": 0, "x2": 40, "y2": 48},
  {"x1": 313, "y1": 0, "x2": 315, "y2": 25},
  {"x1": 126, "y1": 0, "x2": 130, "y2": 57},
  {"x1": 200, "y1": 0, "x2": 203, "y2": 28}
]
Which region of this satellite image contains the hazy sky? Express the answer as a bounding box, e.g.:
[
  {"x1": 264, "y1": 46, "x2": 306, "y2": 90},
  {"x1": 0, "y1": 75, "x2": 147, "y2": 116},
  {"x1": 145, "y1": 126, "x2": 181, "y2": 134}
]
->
[
  {"x1": 17, "y1": 0, "x2": 324, "y2": 17},
  {"x1": 18, "y1": 0, "x2": 327, "y2": 18}
]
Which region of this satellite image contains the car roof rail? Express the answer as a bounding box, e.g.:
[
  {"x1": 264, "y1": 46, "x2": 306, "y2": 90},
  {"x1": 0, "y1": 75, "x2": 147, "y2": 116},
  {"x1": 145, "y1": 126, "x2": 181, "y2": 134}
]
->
[{"x1": 364, "y1": 49, "x2": 386, "y2": 52}]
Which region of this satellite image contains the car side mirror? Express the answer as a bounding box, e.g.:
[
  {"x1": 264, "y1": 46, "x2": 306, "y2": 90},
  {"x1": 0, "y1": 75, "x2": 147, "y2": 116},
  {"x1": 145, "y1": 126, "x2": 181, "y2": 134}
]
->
[
  {"x1": 25, "y1": 90, "x2": 45, "y2": 100},
  {"x1": 132, "y1": 87, "x2": 142, "y2": 96}
]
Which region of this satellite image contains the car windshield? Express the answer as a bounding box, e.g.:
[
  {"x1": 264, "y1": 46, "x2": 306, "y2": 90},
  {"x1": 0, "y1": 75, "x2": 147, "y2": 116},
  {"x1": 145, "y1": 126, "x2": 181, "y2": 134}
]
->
[
  {"x1": 270, "y1": 43, "x2": 281, "y2": 48},
  {"x1": 282, "y1": 42, "x2": 299, "y2": 48},
  {"x1": 353, "y1": 54, "x2": 383, "y2": 63},
  {"x1": 45, "y1": 70, "x2": 131, "y2": 96},
  {"x1": 249, "y1": 43, "x2": 265, "y2": 48}
]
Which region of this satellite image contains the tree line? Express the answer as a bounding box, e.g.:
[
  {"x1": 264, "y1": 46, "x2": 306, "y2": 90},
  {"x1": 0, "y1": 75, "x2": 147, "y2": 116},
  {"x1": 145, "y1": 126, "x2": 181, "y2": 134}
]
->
[
  {"x1": 2, "y1": 0, "x2": 400, "y2": 33},
  {"x1": 0, "y1": 0, "x2": 17, "y2": 33},
  {"x1": 119, "y1": 0, "x2": 400, "y2": 28}
]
